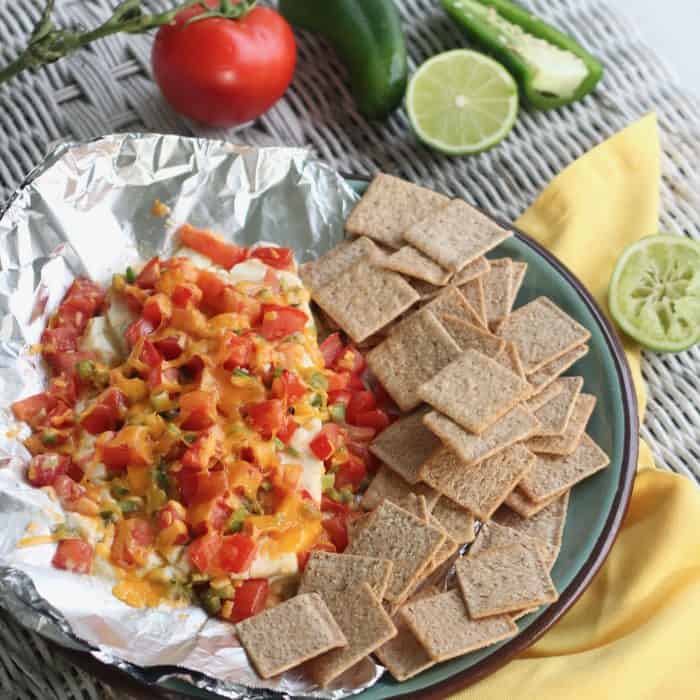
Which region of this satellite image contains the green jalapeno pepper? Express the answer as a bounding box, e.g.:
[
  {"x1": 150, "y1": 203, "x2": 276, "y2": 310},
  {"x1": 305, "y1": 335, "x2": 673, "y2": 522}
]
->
[
  {"x1": 441, "y1": 0, "x2": 604, "y2": 110},
  {"x1": 278, "y1": 0, "x2": 408, "y2": 120}
]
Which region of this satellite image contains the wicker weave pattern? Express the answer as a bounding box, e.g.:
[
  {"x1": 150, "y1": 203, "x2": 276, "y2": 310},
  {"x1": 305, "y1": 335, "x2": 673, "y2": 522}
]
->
[{"x1": 0, "y1": 0, "x2": 698, "y2": 698}]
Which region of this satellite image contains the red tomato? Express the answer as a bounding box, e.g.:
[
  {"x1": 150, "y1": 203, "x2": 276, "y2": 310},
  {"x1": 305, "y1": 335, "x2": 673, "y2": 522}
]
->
[
  {"x1": 80, "y1": 388, "x2": 127, "y2": 435},
  {"x1": 271, "y1": 370, "x2": 306, "y2": 403},
  {"x1": 214, "y1": 287, "x2": 262, "y2": 323},
  {"x1": 277, "y1": 417, "x2": 298, "y2": 445},
  {"x1": 247, "y1": 399, "x2": 285, "y2": 438},
  {"x1": 344, "y1": 423, "x2": 377, "y2": 444},
  {"x1": 187, "y1": 497, "x2": 232, "y2": 535},
  {"x1": 125, "y1": 318, "x2": 155, "y2": 348},
  {"x1": 152, "y1": 4, "x2": 296, "y2": 127},
  {"x1": 135, "y1": 257, "x2": 161, "y2": 289},
  {"x1": 188, "y1": 533, "x2": 221, "y2": 573},
  {"x1": 326, "y1": 371, "x2": 350, "y2": 392},
  {"x1": 309, "y1": 424, "x2": 344, "y2": 461},
  {"x1": 139, "y1": 339, "x2": 162, "y2": 368},
  {"x1": 333, "y1": 346, "x2": 365, "y2": 375},
  {"x1": 111, "y1": 518, "x2": 155, "y2": 569},
  {"x1": 181, "y1": 427, "x2": 223, "y2": 470},
  {"x1": 352, "y1": 409, "x2": 390, "y2": 433},
  {"x1": 322, "y1": 516, "x2": 348, "y2": 553},
  {"x1": 101, "y1": 426, "x2": 152, "y2": 470},
  {"x1": 321, "y1": 495, "x2": 351, "y2": 515},
  {"x1": 12, "y1": 392, "x2": 56, "y2": 428},
  {"x1": 52, "y1": 539, "x2": 93, "y2": 574},
  {"x1": 190, "y1": 470, "x2": 229, "y2": 506},
  {"x1": 229, "y1": 579, "x2": 268, "y2": 622},
  {"x1": 53, "y1": 304, "x2": 87, "y2": 333},
  {"x1": 142, "y1": 295, "x2": 171, "y2": 327},
  {"x1": 154, "y1": 335, "x2": 185, "y2": 360},
  {"x1": 220, "y1": 332, "x2": 254, "y2": 370},
  {"x1": 62, "y1": 278, "x2": 105, "y2": 316},
  {"x1": 218, "y1": 534, "x2": 257, "y2": 573},
  {"x1": 327, "y1": 389, "x2": 352, "y2": 407},
  {"x1": 347, "y1": 373, "x2": 366, "y2": 391},
  {"x1": 251, "y1": 246, "x2": 294, "y2": 270},
  {"x1": 156, "y1": 500, "x2": 187, "y2": 530},
  {"x1": 27, "y1": 453, "x2": 69, "y2": 487},
  {"x1": 196, "y1": 270, "x2": 227, "y2": 308},
  {"x1": 346, "y1": 390, "x2": 376, "y2": 425},
  {"x1": 41, "y1": 326, "x2": 79, "y2": 365},
  {"x1": 319, "y1": 333, "x2": 344, "y2": 368},
  {"x1": 335, "y1": 458, "x2": 367, "y2": 491},
  {"x1": 172, "y1": 283, "x2": 202, "y2": 308},
  {"x1": 259, "y1": 304, "x2": 307, "y2": 340},
  {"x1": 180, "y1": 390, "x2": 218, "y2": 431},
  {"x1": 178, "y1": 225, "x2": 247, "y2": 269}
]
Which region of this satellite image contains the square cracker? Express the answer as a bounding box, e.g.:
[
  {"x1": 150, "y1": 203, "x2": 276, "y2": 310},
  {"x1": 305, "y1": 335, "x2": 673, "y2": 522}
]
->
[
  {"x1": 457, "y1": 543, "x2": 557, "y2": 618},
  {"x1": 423, "y1": 286, "x2": 485, "y2": 329},
  {"x1": 504, "y1": 487, "x2": 563, "y2": 519},
  {"x1": 346, "y1": 500, "x2": 446, "y2": 603},
  {"x1": 418, "y1": 349, "x2": 530, "y2": 434},
  {"x1": 458, "y1": 278, "x2": 487, "y2": 326},
  {"x1": 424, "y1": 407, "x2": 540, "y2": 467},
  {"x1": 498, "y1": 297, "x2": 591, "y2": 374},
  {"x1": 306, "y1": 583, "x2": 397, "y2": 687},
  {"x1": 494, "y1": 492, "x2": 569, "y2": 569},
  {"x1": 419, "y1": 444, "x2": 536, "y2": 521},
  {"x1": 532, "y1": 377, "x2": 583, "y2": 437},
  {"x1": 375, "y1": 587, "x2": 440, "y2": 682},
  {"x1": 369, "y1": 408, "x2": 441, "y2": 484},
  {"x1": 525, "y1": 380, "x2": 564, "y2": 413},
  {"x1": 527, "y1": 394, "x2": 597, "y2": 456},
  {"x1": 410, "y1": 278, "x2": 443, "y2": 300},
  {"x1": 300, "y1": 236, "x2": 379, "y2": 292},
  {"x1": 366, "y1": 309, "x2": 461, "y2": 412},
  {"x1": 496, "y1": 341, "x2": 528, "y2": 382},
  {"x1": 381, "y1": 246, "x2": 452, "y2": 286},
  {"x1": 468, "y1": 521, "x2": 557, "y2": 569},
  {"x1": 508, "y1": 261, "x2": 528, "y2": 309},
  {"x1": 298, "y1": 551, "x2": 394, "y2": 601},
  {"x1": 345, "y1": 173, "x2": 450, "y2": 249},
  {"x1": 517, "y1": 433, "x2": 610, "y2": 503},
  {"x1": 361, "y1": 465, "x2": 439, "y2": 514},
  {"x1": 440, "y1": 314, "x2": 505, "y2": 357},
  {"x1": 404, "y1": 199, "x2": 512, "y2": 272},
  {"x1": 400, "y1": 589, "x2": 517, "y2": 662},
  {"x1": 312, "y1": 259, "x2": 419, "y2": 343},
  {"x1": 482, "y1": 258, "x2": 513, "y2": 327},
  {"x1": 235, "y1": 593, "x2": 346, "y2": 679},
  {"x1": 432, "y1": 497, "x2": 476, "y2": 544},
  {"x1": 528, "y1": 344, "x2": 589, "y2": 394},
  {"x1": 452, "y1": 256, "x2": 490, "y2": 285}
]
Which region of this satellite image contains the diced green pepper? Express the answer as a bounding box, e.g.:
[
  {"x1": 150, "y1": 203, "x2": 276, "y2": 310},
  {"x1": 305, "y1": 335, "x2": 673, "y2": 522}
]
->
[
  {"x1": 226, "y1": 506, "x2": 249, "y2": 533},
  {"x1": 76, "y1": 360, "x2": 96, "y2": 381},
  {"x1": 125, "y1": 266, "x2": 136, "y2": 284},
  {"x1": 272, "y1": 437, "x2": 285, "y2": 451},
  {"x1": 233, "y1": 368, "x2": 251, "y2": 378},
  {"x1": 309, "y1": 371, "x2": 328, "y2": 391},
  {"x1": 183, "y1": 432, "x2": 198, "y2": 445},
  {"x1": 118, "y1": 498, "x2": 142, "y2": 514},
  {"x1": 310, "y1": 394, "x2": 323, "y2": 408},
  {"x1": 150, "y1": 391, "x2": 171, "y2": 412},
  {"x1": 200, "y1": 588, "x2": 222, "y2": 615},
  {"x1": 329, "y1": 403, "x2": 346, "y2": 423},
  {"x1": 41, "y1": 429, "x2": 59, "y2": 446},
  {"x1": 321, "y1": 473, "x2": 335, "y2": 493},
  {"x1": 284, "y1": 445, "x2": 301, "y2": 458}
]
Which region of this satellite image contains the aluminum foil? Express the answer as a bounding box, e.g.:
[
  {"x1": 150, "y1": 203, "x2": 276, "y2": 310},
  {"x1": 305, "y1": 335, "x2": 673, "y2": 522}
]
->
[{"x1": 0, "y1": 133, "x2": 386, "y2": 699}]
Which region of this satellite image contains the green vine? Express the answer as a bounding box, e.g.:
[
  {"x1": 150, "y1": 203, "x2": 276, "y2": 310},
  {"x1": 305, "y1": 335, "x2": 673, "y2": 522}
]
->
[{"x1": 0, "y1": 0, "x2": 257, "y2": 85}]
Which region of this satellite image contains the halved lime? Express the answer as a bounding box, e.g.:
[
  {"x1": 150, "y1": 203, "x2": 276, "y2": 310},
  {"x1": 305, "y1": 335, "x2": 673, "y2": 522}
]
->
[
  {"x1": 406, "y1": 49, "x2": 518, "y2": 156},
  {"x1": 609, "y1": 234, "x2": 700, "y2": 352}
]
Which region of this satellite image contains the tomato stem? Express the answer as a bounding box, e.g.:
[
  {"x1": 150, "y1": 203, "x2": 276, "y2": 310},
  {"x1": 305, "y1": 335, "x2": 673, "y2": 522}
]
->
[{"x1": 0, "y1": 0, "x2": 254, "y2": 86}]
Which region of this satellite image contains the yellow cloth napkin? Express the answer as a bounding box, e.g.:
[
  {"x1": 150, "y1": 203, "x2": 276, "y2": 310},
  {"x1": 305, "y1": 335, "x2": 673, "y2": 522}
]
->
[{"x1": 455, "y1": 113, "x2": 700, "y2": 700}]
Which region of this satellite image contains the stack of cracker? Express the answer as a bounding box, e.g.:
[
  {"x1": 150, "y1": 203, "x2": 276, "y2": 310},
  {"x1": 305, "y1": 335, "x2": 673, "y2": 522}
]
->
[{"x1": 238, "y1": 173, "x2": 612, "y2": 687}]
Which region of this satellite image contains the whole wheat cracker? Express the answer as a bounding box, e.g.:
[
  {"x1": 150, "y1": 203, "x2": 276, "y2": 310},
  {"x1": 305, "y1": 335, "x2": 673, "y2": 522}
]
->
[
  {"x1": 404, "y1": 199, "x2": 512, "y2": 272},
  {"x1": 369, "y1": 408, "x2": 441, "y2": 484},
  {"x1": 456, "y1": 543, "x2": 557, "y2": 618},
  {"x1": 381, "y1": 246, "x2": 452, "y2": 286},
  {"x1": 418, "y1": 349, "x2": 530, "y2": 434},
  {"x1": 346, "y1": 500, "x2": 446, "y2": 603},
  {"x1": 508, "y1": 261, "x2": 528, "y2": 306},
  {"x1": 366, "y1": 308, "x2": 461, "y2": 412},
  {"x1": 300, "y1": 237, "x2": 380, "y2": 292},
  {"x1": 361, "y1": 465, "x2": 439, "y2": 512},
  {"x1": 453, "y1": 257, "x2": 491, "y2": 287},
  {"x1": 504, "y1": 487, "x2": 563, "y2": 519},
  {"x1": 498, "y1": 297, "x2": 591, "y2": 374},
  {"x1": 422, "y1": 286, "x2": 486, "y2": 329},
  {"x1": 399, "y1": 589, "x2": 517, "y2": 662},
  {"x1": 525, "y1": 380, "x2": 564, "y2": 413},
  {"x1": 432, "y1": 497, "x2": 476, "y2": 544},
  {"x1": 235, "y1": 593, "x2": 347, "y2": 679},
  {"x1": 306, "y1": 583, "x2": 397, "y2": 687},
  {"x1": 528, "y1": 344, "x2": 589, "y2": 393},
  {"x1": 419, "y1": 444, "x2": 536, "y2": 521},
  {"x1": 424, "y1": 407, "x2": 540, "y2": 467},
  {"x1": 532, "y1": 377, "x2": 584, "y2": 437},
  {"x1": 312, "y1": 258, "x2": 419, "y2": 343},
  {"x1": 496, "y1": 342, "x2": 528, "y2": 383},
  {"x1": 439, "y1": 314, "x2": 505, "y2": 357},
  {"x1": 298, "y1": 551, "x2": 394, "y2": 601},
  {"x1": 458, "y1": 278, "x2": 487, "y2": 326},
  {"x1": 482, "y1": 258, "x2": 513, "y2": 327},
  {"x1": 518, "y1": 433, "x2": 610, "y2": 503},
  {"x1": 468, "y1": 521, "x2": 557, "y2": 568},
  {"x1": 345, "y1": 173, "x2": 450, "y2": 249},
  {"x1": 410, "y1": 278, "x2": 443, "y2": 300},
  {"x1": 527, "y1": 394, "x2": 597, "y2": 456}
]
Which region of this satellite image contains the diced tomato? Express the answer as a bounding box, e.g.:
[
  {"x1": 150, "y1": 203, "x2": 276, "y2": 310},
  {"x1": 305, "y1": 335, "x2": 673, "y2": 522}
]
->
[
  {"x1": 53, "y1": 304, "x2": 87, "y2": 333},
  {"x1": 48, "y1": 376, "x2": 78, "y2": 409},
  {"x1": 322, "y1": 516, "x2": 348, "y2": 553},
  {"x1": 80, "y1": 388, "x2": 127, "y2": 435},
  {"x1": 154, "y1": 335, "x2": 185, "y2": 360},
  {"x1": 179, "y1": 354, "x2": 206, "y2": 384},
  {"x1": 139, "y1": 339, "x2": 162, "y2": 368},
  {"x1": 125, "y1": 318, "x2": 155, "y2": 348},
  {"x1": 181, "y1": 427, "x2": 223, "y2": 471},
  {"x1": 62, "y1": 278, "x2": 105, "y2": 316},
  {"x1": 196, "y1": 269, "x2": 227, "y2": 308},
  {"x1": 180, "y1": 390, "x2": 218, "y2": 431},
  {"x1": 218, "y1": 534, "x2": 257, "y2": 573},
  {"x1": 344, "y1": 424, "x2": 377, "y2": 446},
  {"x1": 259, "y1": 304, "x2": 307, "y2": 341},
  {"x1": 50, "y1": 351, "x2": 98, "y2": 379},
  {"x1": 262, "y1": 268, "x2": 281, "y2": 294},
  {"x1": 142, "y1": 294, "x2": 171, "y2": 327},
  {"x1": 347, "y1": 373, "x2": 366, "y2": 391},
  {"x1": 229, "y1": 579, "x2": 269, "y2": 622},
  {"x1": 319, "y1": 333, "x2": 344, "y2": 368},
  {"x1": 251, "y1": 246, "x2": 294, "y2": 270},
  {"x1": 187, "y1": 497, "x2": 232, "y2": 536},
  {"x1": 53, "y1": 474, "x2": 98, "y2": 516},
  {"x1": 135, "y1": 257, "x2": 161, "y2": 289},
  {"x1": 352, "y1": 408, "x2": 390, "y2": 433},
  {"x1": 271, "y1": 370, "x2": 306, "y2": 403},
  {"x1": 326, "y1": 371, "x2": 350, "y2": 392},
  {"x1": 41, "y1": 326, "x2": 79, "y2": 365},
  {"x1": 52, "y1": 539, "x2": 93, "y2": 574},
  {"x1": 335, "y1": 457, "x2": 367, "y2": 491},
  {"x1": 346, "y1": 390, "x2": 376, "y2": 425},
  {"x1": 26, "y1": 453, "x2": 69, "y2": 487},
  {"x1": 213, "y1": 287, "x2": 262, "y2": 323},
  {"x1": 12, "y1": 392, "x2": 56, "y2": 428},
  {"x1": 111, "y1": 517, "x2": 154, "y2": 568},
  {"x1": 188, "y1": 533, "x2": 222, "y2": 573},
  {"x1": 333, "y1": 345, "x2": 365, "y2": 375},
  {"x1": 172, "y1": 283, "x2": 202, "y2": 308},
  {"x1": 101, "y1": 426, "x2": 152, "y2": 469},
  {"x1": 188, "y1": 469, "x2": 228, "y2": 506},
  {"x1": 124, "y1": 288, "x2": 145, "y2": 314},
  {"x1": 247, "y1": 399, "x2": 285, "y2": 439},
  {"x1": 321, "y1": 495, "x2": 351, "y2": 515},
  {"x1": 219, "y1": 332, "x2": 254, "y2": 370},
  {"x1": 327, "y1": 389, "x2": 352, "y2": 407},
  {"x1": 179, "y1": 225, "x2": 248, "y2": 269},
  {"x1": 309, "y1": 423, "x2": 344, "y2": 461},
  {"x1": 276, "y1": 417, "x2": 298, "y2": 445}
]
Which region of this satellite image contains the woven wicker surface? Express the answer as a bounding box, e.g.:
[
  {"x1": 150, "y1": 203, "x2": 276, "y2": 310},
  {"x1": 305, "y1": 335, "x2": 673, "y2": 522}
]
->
[{"x1": 0, "y1": 0, "x2": 699, "y2": 698}]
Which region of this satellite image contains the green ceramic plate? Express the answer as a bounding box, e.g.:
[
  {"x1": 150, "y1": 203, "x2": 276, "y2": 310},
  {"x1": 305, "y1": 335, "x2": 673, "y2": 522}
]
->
[{"x1": 155, "y1": 178, "x2": 638, "y2": 699}]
